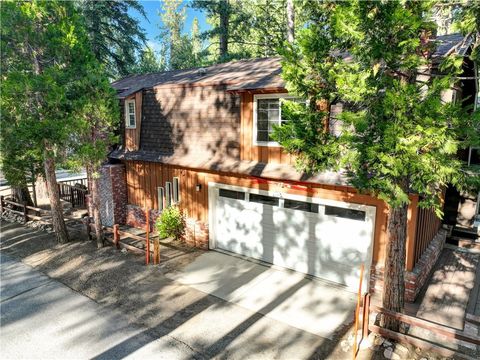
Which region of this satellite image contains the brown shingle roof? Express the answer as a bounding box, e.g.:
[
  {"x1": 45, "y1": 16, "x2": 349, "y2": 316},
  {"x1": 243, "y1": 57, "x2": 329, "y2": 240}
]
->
[
  {"x1": 111, "y1": 57, "x2": 285, "y2": 98},
  {"x1": 109, "y1": 147, "x2": 349, "y2": 186},
  {"x1": 111, "y1": 33, "x2": 469, "y2": 99}
]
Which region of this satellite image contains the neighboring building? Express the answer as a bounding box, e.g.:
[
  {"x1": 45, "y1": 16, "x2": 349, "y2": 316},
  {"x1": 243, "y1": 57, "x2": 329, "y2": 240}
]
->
[{"x1": 104, "y1": 34, "x2": 476, "y2": 300}]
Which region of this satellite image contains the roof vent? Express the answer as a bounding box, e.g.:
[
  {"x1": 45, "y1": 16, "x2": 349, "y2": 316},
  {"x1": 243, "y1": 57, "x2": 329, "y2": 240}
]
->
[{"x1": 197, "y1": 68, "x2": 207, "y2": 76}]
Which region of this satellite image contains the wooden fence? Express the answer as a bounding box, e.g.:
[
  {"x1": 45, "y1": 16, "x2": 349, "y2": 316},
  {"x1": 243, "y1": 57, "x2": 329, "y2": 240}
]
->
[
  {"x1": 363, "y1": 295, "x2": 480, "y2": 359},
  {"x1": 413, "y1": 207, "x2": 442, "y2": 266},
  {"x1": 58, "y1": 182, "x2": 88, "y2": 208},
  {"x1": 0, "y1": 196, "x2": 43, "y2": 223},
  {"x1": 58, "y1": 177, "x2": 88, "y2": 188}
]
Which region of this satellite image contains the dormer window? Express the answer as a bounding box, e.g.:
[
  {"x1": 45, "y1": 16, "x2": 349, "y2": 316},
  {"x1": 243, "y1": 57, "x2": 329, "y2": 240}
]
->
[
  {"x1": 253, "y1": 94, "x2": 304, "y2": 146},
  {"x1": 125, "y1": 99, "x2": 136, "y2": 128}
]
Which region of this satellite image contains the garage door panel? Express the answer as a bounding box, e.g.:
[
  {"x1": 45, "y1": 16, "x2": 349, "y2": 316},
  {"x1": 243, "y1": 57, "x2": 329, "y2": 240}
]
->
[{"x1": 211, "y1": 184, "x2": 375, "y2": 291}]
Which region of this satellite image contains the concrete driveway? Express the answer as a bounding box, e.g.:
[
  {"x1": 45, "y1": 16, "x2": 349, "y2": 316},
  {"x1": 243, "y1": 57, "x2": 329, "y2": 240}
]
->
[
  {"x1": 0, "y1": 253, "x2": 198, "y2": 360},
  {"x1": 166, "y1": 251, "x2": 357, "y2": 339}
]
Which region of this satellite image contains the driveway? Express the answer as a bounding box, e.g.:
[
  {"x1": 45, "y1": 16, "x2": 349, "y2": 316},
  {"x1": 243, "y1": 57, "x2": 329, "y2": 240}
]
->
[
  {"x1": 166, "y1": 251, "x2": 357, "y2": 339},
  {"x1": 0, "y1": 253, "x2": 197, "y2": 360},
  {"x1": 0, "y1": 221, "x2": 356, "y2": 359}
]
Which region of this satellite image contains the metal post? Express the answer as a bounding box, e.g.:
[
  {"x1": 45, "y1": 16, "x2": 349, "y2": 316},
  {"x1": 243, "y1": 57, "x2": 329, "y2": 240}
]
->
[{"x1": 0, "y1": 195, "x2": 4, "y2": 216}]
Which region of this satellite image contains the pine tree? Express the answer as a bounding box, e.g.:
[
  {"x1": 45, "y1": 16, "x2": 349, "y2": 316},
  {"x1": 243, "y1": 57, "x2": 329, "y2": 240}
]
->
[
  {"x1": 132, "y1": 46, "x2": 165, "y2": 74},
  {"x1": 273, "y1": 0, "x2": 480, "y2": 330},
  {"x1": 79, "y1": 0, "x2": 147, "y2": 79},
  {"x1": 1, "y1": 0, "x2": 119, "y2": 244}
]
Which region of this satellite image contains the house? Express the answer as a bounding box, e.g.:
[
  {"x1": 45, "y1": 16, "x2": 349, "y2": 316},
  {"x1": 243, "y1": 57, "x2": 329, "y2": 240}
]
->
[{"x1": 103, "y1": 34, "x2": 476, "y2": 300}]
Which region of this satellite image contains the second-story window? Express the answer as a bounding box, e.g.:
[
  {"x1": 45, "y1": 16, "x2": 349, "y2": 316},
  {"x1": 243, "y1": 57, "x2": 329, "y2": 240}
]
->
[
  {"x1": 253, "y1": 94, "x2": 304, "y2": 146},
  {"x1": 125, "y1": 99, "x2": 136, "y2": 128}
]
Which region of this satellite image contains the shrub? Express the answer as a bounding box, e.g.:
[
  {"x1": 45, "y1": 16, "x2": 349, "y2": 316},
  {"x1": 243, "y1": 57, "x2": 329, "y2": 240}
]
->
[{"x1": 155, "y1": 206, "x2": 185, "y2": 240}]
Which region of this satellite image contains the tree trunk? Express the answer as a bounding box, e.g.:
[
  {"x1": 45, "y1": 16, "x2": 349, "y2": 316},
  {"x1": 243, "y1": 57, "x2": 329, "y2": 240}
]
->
[
  {"x1": 381, "y1": 203, "x2": 408, "y2": 331},
  {"x1": 11, "y1": 185, "x2": 33, "y2": 206},
  {"x1": 88, "y1": 165, "x2": 104, "y2": 248},
  {"x1": 219, "y1": 0, "x2": 229, "y2": 60},
  {"x1": 286, "y1": 0, "x2": 295, "y2": 43},
  {"x1": 31, "y1": 173, "x2": 37, "y2": 207},
  {"x1": 43, "y1": 147, "x2": 69, "y2": 243}
]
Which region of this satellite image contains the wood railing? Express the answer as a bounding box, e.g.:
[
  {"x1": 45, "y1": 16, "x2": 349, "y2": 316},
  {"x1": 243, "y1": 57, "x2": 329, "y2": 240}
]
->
[
  {"x1": 362, "y1": 294, "x2": 480, "y2": 359},
  {"x1": 58, "y1": 182, "x2": 88, "y2": 208},
  {"x1": 58, "y1": 177, "x2": 88, "y2": 188},
  {"x1": 0, "y1": 196, "x2": 43, "y2": 223},
  {"x1": 414, "y1": 207, "x2": 441, "y2": 266}
]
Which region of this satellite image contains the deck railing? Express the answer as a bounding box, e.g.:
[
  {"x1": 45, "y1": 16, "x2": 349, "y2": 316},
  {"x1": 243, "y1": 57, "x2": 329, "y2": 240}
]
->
[{"x1": 414, "y1": 207, "x2": 442, "y2": 266}]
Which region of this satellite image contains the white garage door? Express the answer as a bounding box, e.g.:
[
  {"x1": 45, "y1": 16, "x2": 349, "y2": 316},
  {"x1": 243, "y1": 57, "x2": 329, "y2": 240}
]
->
[{"x1": 208, "y1": 183, "x2": 376, "y2": 291}]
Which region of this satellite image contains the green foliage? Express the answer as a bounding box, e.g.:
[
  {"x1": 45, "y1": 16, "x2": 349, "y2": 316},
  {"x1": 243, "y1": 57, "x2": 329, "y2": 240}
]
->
[
  {"x1": 273, "y1": 0, "x2": 480, "y2": 215},
  {"x1": 1, "y1": 0, "x2": 119, "y2": 185},
  {"x1": 130, "y1": 45, "x2": 166, "y2": 74},
  {"x1": 155, "y1": 206, "x2": 185, "y2": 240},
  {"x1": 78, "y1": 0, "x2": 147, "y2": 79},
  {"x1": 192, "y1": 0, "x2": 303, "y2": 63},
  {"x1": 157, "y1": 2, "x2": 206, "y2": 70}
]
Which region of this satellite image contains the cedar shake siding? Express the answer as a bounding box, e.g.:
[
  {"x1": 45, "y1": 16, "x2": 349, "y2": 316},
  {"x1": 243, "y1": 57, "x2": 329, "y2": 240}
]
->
[{"x1": 139, "y1": 85, "x2": 241, "y2": 160}]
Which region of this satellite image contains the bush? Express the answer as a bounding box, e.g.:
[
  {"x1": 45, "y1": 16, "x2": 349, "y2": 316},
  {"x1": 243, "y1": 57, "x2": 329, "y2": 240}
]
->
[{"x1": 155, "y1": 206, "x2": 185, "y2": 240}]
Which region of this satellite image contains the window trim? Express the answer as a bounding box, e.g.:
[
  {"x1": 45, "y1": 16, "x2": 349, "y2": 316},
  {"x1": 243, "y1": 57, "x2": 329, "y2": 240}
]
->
[
  {"x1": 173, "y1": 177, "x2": 180, "y2": 204},
  {"x1": 125, "y1": 99, "x2": 136, "y2": 129},
  {"x1": 468, "y1": 146, "x2": 480, "y2": 166},
  {"x1": 165, "y1": 182, "x2": 172, "y2": 207},
  {"x1": 252, "y1": 93, "x2": 295, "y2": 147},
  {"x1": 157, "y1": 187, "x2": 164, "y2": 211}
]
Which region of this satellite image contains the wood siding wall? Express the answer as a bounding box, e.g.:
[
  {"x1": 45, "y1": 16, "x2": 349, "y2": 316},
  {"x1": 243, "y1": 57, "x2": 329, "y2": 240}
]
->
[
  {"x1": 413, "y1": 206, "x2": 442, "y2": 267},
  {"x1": 240, "y1": 92, "x2": 295, "y2": 165},
  {"x1": 122, "y1": 159, "x2": 421, "y2": 265},
  {"x1": 124, "y1": 92, "x2": 142, "y2": 151}
]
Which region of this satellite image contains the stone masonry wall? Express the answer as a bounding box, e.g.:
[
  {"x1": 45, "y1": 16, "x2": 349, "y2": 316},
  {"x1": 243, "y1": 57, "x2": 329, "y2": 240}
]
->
[
  {"x1": 98, "y1": 164, "x2": 128, "y2": 226},
  {"x1": 369, "y1": 228, "x2": 447, "y2": 302}
]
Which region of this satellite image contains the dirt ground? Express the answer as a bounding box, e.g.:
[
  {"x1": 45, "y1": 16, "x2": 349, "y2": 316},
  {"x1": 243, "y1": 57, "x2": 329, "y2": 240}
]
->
[{"x1": 0, "y1": 220, "x2": 459, "y2": 360}]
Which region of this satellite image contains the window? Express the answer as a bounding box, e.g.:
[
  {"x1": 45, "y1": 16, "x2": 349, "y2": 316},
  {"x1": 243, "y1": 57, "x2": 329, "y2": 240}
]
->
[
  {"x1": 253, "y1": 94, "x2": 305, "y2": 146},
  {"x1": 125, "y1": 100, "x2": 136, "y2": 128},
  {"x1": 157, "y1": 187, "x2": 164, "y2": 211},
  {"x1": 468, "y1": 147, "x2": 480, "y2": 166},
  {"x1": 325, "y1": 205, "x2": 366, "y2": 221},
  {"x1": 165, "y1": 182, "x2": 172, "y2": 207},
  {"x1": 173, "y1": 177, "x2": 180, "y2": 203},
  {"x1": 249, "y1": 193, "x2": 280, "y2": 207},
  {"x1": 219, "y1": 189, "x2": 245, "y2": 200},
  {"x1": 284, "y1": 199, "x2": 319, "y2": 213}
]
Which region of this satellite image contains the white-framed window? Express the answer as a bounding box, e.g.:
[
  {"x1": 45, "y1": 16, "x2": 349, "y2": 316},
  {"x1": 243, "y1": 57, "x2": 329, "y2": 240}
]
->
[
  {"x1": 165, "y1": 182, "x2": 172, "y2": 207},
  {"x1": 173, "y1": 177, "x2": 180, "y2": 203},
  {"x1": 125, "y1": 99, "x2": 136, "y2": 128},
  {"x1": 252, "y1": 93, "x2": 305, "y2": 146},
  {"x1": 157, "y1": 187, "x2": 164, "y2": 211}
]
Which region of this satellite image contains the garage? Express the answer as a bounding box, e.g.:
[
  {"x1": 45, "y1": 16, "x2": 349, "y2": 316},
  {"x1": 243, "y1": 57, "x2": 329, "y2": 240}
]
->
[{"x1": 208, "y1": 183, "x2": 376, "y2": 292}]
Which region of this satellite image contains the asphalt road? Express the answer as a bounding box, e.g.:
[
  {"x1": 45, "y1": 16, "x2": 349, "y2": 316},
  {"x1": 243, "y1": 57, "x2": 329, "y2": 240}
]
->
[{"x1": 0, "y1": 253, "x2": 198, "y2": 360}]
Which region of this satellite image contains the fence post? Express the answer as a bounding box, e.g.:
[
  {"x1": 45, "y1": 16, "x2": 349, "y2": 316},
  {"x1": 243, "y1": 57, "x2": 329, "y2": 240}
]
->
[
  {"x1": 113, "y1": 224, "x2": 120, "y2": 249},
  {"x1": 23, "y1": 201, "x2": 28, "y2": 224},
  {"x1": 363, "y1": 293, "x2": 371, "y2": 339},
  {"x1": 145, "y1": 209, "x2": 150, "y2": 265},
  {"x1": 0, "y1": 195, "x2": 4, "y2": 216},
  {"x1": 84, "y1": 217, "x2": 92, "y2": 240},
  {"x1": 70, "y1": 187, "x2": 75, "y2": 208}
]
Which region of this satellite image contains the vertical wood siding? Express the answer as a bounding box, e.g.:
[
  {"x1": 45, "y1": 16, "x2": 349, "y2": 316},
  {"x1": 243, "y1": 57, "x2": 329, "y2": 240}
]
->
[
  {"x1": 122, "y1": 159, "x2": 403, "y2": 264},
  {"x1": 413, "y1": 207, "x2": 442, "y2": 266},
  {"x1": 240, "y1": 92, "x2": 295, "y2": 165},
  {"x1": 124, "y1": 92, "x2": 142, "y2": 151}
]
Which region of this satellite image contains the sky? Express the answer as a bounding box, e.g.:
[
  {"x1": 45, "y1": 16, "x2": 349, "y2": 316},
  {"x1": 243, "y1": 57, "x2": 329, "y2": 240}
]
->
[{"x1": 129, "y1": 1, "x2": 209, "y2": 52}]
